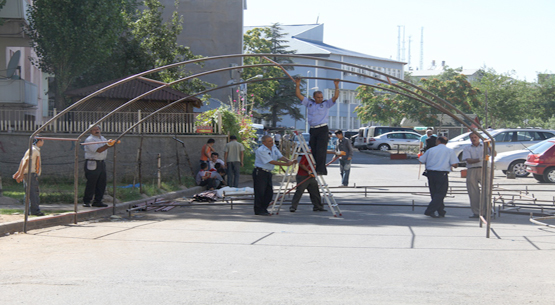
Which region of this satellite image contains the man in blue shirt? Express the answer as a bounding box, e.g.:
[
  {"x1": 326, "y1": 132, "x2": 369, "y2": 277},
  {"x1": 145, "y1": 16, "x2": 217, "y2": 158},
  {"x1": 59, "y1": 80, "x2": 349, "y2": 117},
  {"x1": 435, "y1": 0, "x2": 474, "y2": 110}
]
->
[
  {"x1": 253, "y1": 135, "x2": 296, "y2": 216},
  {"x1": 419, "y1": 136, "x2": 459, "y2": 218},
  {"x1": 295, "y1": 77, "x2": 340, "y2": 175}
]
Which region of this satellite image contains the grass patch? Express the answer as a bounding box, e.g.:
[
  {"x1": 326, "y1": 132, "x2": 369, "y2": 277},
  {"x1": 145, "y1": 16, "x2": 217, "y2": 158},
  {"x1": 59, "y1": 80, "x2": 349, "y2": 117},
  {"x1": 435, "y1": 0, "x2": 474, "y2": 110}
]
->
[
  {"x1": 2, "y1": 177, "x2": 196, "y2": 204},
  {"x1": 0, "y1": 209, "x2": 73, "y2": 215}
]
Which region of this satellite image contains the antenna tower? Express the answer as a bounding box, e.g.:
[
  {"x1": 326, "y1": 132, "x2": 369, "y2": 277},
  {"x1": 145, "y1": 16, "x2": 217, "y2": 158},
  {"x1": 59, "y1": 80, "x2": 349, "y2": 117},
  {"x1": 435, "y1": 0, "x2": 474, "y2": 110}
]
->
[{"x1": 420, "y1": 27, "x2": 424, "y2": 71}]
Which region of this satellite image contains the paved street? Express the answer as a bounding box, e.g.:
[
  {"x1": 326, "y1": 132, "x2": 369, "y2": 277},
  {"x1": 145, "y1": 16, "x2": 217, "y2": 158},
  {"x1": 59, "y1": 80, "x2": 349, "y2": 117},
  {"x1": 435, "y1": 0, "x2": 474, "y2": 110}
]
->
[{"x1": 1, "y1": 150, "x2": 554, "y2": 304}]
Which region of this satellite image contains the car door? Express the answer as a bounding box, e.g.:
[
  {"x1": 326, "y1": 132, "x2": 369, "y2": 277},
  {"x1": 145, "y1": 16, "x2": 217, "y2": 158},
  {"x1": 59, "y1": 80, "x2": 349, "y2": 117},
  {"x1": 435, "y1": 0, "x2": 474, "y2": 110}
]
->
[
  {"x1": 386, "y1": 132, "x2": 404, "y2": 147},
  {"x1": 404, "y1": 133, "x2": 422, "y2": 146},
  {"x1": 493, "y1": 131, "x2": 513, "y2": 153}
]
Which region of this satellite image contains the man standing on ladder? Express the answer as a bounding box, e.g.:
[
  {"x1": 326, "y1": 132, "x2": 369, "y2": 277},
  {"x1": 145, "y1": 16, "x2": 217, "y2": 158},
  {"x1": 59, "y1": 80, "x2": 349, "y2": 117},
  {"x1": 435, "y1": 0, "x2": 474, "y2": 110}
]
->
[
  {"x1": 295, "y1": 77, "x2": 340, "y2": 175},
  {"x1": 253, "y1": 135, "x2": 296, "y2": 216}
]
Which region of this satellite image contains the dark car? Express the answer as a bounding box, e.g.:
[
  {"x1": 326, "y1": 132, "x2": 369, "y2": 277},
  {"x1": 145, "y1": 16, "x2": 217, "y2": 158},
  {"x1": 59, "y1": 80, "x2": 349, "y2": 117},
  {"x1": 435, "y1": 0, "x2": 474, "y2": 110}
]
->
[{"x1": 525, "y1": 139, "x2": 555, "y2": 183}]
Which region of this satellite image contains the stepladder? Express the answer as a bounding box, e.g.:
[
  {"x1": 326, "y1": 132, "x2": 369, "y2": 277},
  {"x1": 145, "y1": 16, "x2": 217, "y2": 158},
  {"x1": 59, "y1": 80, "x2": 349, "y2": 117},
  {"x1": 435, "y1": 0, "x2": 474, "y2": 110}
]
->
[{"x1": 270, "y1": 130, "x2": 342, "y2": 217}]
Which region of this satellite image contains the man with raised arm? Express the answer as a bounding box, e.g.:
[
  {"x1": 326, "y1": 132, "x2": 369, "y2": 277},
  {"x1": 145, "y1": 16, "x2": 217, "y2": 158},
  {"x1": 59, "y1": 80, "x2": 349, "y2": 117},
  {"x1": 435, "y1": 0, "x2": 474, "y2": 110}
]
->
[{"x1": 295, "y1": 77, "x2": 340, "y2": 175}]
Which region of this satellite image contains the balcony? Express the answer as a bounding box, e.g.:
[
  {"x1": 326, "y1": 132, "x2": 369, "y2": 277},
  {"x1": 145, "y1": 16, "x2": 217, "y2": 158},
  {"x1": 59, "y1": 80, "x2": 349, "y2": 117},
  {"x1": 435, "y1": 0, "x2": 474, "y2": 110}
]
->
[
  {"x1": 0, "y1": 78, "x2": 38, "y2": 106},
  {"x1": 0, "y1": 0, "x2": 30, "y2": 23}
]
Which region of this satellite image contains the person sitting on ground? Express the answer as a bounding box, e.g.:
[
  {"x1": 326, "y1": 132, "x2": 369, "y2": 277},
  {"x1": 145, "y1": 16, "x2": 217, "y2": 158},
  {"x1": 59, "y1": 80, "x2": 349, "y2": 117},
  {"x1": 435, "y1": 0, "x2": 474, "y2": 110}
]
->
[
  {"x1": 196, "y1": 162, "x2": 223, "y2": 190},
  {"x1": 209, "y1": 152, "x2": 225, "y2": 170}
]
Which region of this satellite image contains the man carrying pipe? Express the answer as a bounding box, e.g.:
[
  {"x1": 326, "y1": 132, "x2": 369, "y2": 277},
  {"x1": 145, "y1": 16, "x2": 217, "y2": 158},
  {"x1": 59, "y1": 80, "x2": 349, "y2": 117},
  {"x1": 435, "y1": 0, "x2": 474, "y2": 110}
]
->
[
  {"x1": 294, "y1": 77, "x2": 340, "y2": 176},
  {"x1": 82, "y1": 125, "x2": 119, "y2": 207}
]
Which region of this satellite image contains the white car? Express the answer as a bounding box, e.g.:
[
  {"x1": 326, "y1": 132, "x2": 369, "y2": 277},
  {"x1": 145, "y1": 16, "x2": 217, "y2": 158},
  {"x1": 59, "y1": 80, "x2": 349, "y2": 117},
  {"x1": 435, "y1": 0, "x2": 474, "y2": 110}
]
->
[
  {"x1": 446, "y1": 128, "x2": 555, "y2": 163},
  {"x1": 367, "y1": 131, "x2": 422, "y2": 151},
  {"x1": 494, "y1": 137, "x2": 555, "y2": 177}
]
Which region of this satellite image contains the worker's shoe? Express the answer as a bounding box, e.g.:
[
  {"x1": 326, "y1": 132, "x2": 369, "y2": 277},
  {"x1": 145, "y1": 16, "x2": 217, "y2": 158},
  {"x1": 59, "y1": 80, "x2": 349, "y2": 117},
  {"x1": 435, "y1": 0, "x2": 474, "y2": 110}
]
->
[
  {"x1": 313, "y1": 207, "x2": 327, "y2": 212},
  {"x1": 289, "y1": 207, "x2": 296, "y2": 212},
  {"x1": 92, "y1": 202, "x2": 108, "y2": 207},
  {"x1": 83, "y1": 203, "x2": 91, "y2": 207}
]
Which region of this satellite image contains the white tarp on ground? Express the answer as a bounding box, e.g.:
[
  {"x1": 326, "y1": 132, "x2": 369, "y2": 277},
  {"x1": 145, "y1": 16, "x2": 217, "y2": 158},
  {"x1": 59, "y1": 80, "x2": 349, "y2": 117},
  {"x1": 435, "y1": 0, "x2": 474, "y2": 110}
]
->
[{"x1": 216, "y1": 187, "x2": 254, "y2": 198}]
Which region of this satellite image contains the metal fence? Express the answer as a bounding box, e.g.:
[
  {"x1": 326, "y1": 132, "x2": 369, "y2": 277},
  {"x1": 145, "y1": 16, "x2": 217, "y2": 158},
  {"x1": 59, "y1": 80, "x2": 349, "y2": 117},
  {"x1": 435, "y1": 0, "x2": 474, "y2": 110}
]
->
[{"x1": 0, "y1": 109, "x2": 221, "y2": 134}]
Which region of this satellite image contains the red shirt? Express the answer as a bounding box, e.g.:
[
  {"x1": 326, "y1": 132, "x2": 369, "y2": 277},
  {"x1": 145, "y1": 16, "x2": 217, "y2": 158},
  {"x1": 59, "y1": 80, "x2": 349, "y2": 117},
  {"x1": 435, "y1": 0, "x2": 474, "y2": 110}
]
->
[{"x1": 297, "y1": 155, "x2": 312, "y2": 176}]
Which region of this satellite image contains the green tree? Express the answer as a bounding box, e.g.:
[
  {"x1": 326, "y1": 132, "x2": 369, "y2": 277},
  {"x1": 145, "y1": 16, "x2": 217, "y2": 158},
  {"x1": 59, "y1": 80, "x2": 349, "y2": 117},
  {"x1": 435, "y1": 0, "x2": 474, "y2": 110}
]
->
[
  {"x1": 76, "y1": 0, "x2": 211, "y2": 97},
  {"x1": 243, "y1": 23, "x2": 302, "y2": 127},
  {"x1": 356, "y1": 68, "x2": 480, "y2": 127},
  {"x1": 533, "y1": 75, "x2": 555, "y2": 121},
  {"x1": 471, "y1": 68, "x2": 533, "y2": 127},
  {"x1": 26, "y1": 0, "x2": 128, "y2": 110}
]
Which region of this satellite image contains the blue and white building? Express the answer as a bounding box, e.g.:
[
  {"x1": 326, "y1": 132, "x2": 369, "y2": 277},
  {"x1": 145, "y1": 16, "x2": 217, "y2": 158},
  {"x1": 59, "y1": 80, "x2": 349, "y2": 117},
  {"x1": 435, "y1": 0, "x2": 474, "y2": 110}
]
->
[{"x1": 244, "y1": 23, "x2": 406, "y2": 131}]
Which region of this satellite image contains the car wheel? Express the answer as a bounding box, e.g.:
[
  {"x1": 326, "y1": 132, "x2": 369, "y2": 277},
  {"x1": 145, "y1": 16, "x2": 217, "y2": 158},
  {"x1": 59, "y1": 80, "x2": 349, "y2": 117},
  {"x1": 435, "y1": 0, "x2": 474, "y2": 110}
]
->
[
  {"x1": 533, "y1": 173, "x2": 545, "y2": 183},
  {"x1": 378, "y1": 144, "x2": 390, "y2": 151},
  {"x1": 543, "y1": 168, "x2": 555, "y2": 183},
  {"x1": 502, "y1": 170, "x2": 507, "y2": 175},
  {"x1": 508, "y1": 160, "x2": 529, "y2": 177}
]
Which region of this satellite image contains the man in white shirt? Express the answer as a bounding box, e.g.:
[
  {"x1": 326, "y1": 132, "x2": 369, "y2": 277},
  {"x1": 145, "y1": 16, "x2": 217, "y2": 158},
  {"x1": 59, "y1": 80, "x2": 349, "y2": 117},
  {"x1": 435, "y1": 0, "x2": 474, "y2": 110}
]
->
[
  {"x1": 419, "y1": 136, "x2": 459, "y2": 218},
  {"x1": 83, "y1": 125, "x2": 117, "y2": 207},
  {"x1": 462, "y1": 132, "x2": 493, "y2": 218}
]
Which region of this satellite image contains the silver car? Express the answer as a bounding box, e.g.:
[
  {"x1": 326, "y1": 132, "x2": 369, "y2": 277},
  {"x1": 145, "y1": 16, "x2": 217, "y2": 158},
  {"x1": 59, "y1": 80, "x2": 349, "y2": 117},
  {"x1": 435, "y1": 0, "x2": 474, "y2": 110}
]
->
[
  {"x1": 494, "y1": 137, "x2": 555, "y2": 177},
  {"x1": 367, "y1": 131, "x2": 422, "y2": 151},
  {"x1": 447, "y1": 128, "x2": 555, "y2": 162}
]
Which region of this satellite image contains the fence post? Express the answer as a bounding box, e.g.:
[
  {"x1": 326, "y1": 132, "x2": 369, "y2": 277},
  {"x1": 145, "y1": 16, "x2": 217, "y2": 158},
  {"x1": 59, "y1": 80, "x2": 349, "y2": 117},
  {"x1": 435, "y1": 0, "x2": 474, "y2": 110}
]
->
[
  {"x1": 137, "y1": 110, "x2": 141, "y2": 134},
  {"x1": 157, "y1": 153, "x2": 161, "y2": 189},
  {"x1": 53, "y1": 108, "x2": 57, "y2": 133}
]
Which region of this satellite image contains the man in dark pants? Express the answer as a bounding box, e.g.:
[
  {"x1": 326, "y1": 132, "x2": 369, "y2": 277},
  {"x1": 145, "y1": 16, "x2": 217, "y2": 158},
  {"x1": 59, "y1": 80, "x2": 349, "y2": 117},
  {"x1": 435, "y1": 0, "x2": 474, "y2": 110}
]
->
[
  {"x1": 83, "y1": 125, "x2": 117, "y2": 207},
  {"x1": 290, "y1": 154, "x2": 326, "y2": 212},
  {"x1": 253, "y1": 135, "x2": 296, "y2": 216},
  {"x1": 418, "y1": 136, "x2": 459, "y2": 218},
  {"x1": 295, "y1": 77, "x2": 340, "y2": 175}
]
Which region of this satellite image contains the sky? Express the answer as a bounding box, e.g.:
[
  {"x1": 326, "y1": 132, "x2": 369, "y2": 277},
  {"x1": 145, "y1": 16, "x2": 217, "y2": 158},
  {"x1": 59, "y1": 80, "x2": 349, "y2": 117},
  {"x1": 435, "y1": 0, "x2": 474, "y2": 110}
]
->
[{"x1": 244, "y1": 0, "x2": 555, "y2": 82}]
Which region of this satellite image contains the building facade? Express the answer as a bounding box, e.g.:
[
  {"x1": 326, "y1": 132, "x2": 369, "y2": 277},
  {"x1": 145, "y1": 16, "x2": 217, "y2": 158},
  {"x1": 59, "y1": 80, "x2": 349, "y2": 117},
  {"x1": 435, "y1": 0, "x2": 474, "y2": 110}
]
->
[{"x1": 244, "y1": 23, "x2": 406, "y2": 131}]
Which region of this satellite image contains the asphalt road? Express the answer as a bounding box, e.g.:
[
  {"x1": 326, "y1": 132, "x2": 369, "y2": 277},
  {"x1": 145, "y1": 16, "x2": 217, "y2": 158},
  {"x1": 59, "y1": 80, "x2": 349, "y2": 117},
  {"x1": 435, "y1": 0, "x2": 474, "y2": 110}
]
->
[{"x1": 1, "y1": 149, "x2": 554, "y2": 304}]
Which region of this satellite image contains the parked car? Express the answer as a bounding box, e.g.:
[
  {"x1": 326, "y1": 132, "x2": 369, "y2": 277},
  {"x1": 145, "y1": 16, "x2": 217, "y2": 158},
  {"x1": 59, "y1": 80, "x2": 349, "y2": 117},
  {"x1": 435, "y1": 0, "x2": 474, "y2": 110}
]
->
[
  {"x1": 446, "y1": 128, "x2": 555, "y2": 164},
  {"x1": 493, "y1": 138, "x2": 555, "y2": 177},
  {"x1": 367, "y1": 131, "x2": 422, "y2": 151},
  {"x1": 354, "y1": 126, "x2": 418, "y2": 150},
  {"x1": 525, "y1": 139, "x2": 555, "y2": 183},
  {"x1": 350, "y1": 134, "x2": 358, "y2": 145}
]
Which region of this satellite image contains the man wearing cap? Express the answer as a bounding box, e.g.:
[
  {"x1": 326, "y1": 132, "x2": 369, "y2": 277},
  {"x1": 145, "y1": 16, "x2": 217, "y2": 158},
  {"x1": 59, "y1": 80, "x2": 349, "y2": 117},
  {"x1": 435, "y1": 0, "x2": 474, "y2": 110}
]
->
[
  {"x1": 253, "y1": 135, "x2": 296, "y2": 216},
  {"x1": 83, "y1": 125, "x2": 117, "y2": 207},
  {"x1": 13, "y1": 137, "x2": 45, "y2": 216},
  {"x1": 295, "y1": 77, "x2": 340, "y2": 175}
]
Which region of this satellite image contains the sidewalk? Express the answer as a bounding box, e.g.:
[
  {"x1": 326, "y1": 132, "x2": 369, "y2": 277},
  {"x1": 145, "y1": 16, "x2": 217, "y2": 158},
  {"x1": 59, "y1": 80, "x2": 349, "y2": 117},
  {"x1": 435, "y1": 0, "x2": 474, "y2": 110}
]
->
[{"x1": 0, "y1": 173, "x2": 259, "y2": 236}]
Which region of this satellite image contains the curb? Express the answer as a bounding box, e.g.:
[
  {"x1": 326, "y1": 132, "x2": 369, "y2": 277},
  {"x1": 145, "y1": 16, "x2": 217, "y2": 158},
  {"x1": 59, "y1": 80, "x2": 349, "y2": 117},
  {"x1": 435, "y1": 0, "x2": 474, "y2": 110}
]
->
[{"x1": 0, "y1": 186, "x2": 205, "y2": 236}]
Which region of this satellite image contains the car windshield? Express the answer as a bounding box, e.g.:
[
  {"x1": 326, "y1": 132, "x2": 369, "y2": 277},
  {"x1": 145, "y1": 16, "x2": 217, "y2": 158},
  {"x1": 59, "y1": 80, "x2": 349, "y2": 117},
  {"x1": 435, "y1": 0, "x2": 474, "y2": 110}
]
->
[{"x1": 530, "y1": 141, "x2": 555, "y2": 154}]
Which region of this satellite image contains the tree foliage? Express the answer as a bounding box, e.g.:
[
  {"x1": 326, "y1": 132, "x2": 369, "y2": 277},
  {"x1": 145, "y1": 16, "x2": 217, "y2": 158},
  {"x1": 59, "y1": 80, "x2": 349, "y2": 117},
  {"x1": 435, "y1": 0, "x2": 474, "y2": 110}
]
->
[
  {"x1": 243, "y1": 23, "x2": 302, "y2": 127},
  {"x1": 26, "y1": 0, "x2": 127, "y2": 110},
  {"x1": 470, "y1": 68, "x2": 533, "y2": 127},
  {"x1": 27, "y1": 0, "x2": 212, "y2": 110},
  {"x1": 356, "y1": 67, "x2": 480, "y2": 127},
  {"x1": 195, "y1": 106, "x2": 257, "y2": 153}
]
